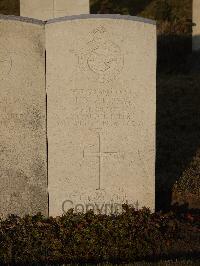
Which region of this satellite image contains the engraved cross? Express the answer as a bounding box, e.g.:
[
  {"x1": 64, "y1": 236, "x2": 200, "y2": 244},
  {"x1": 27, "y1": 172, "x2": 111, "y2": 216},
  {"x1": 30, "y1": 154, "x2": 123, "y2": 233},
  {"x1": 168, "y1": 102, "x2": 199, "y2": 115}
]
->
[{"x1": 83, "y1": 133, "x2": 119, "y2": 190}]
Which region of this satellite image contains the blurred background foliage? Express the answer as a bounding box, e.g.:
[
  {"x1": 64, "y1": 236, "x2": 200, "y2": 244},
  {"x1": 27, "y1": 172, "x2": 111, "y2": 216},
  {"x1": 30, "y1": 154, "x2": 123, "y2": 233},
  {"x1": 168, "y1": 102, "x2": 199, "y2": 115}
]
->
[
  {"x1": 0, "y1": 0, "x2": 192, "y2": 33},
  {"x1": 90, "y1": 0, "x2": 192, "y2": 34},
  {"x1": 0, "y1": 0, "x2": 192, "y2": 73},
  {"x1": 90, "y1": 0, "x2": 193, "y2": 73}
]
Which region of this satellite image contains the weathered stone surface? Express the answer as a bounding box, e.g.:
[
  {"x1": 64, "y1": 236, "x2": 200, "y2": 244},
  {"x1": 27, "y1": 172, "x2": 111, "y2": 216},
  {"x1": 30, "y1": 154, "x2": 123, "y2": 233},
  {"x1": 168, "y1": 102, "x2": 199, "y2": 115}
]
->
[
  {"x1": 0, "y1": 17, "x2": 47, "y2": 218},
  {"x1": 193, "y1": 0, "x2": 200, "y2": 51},
  {"x1": 46, "y1": 15, "x2": 156, "y2": 216},
  {"x1": 20, "y1": 0, "x2": 90, "y2": 21},
  {"x1": 55, "y1": 0, "x2": 90, "y2": 17},
  {"x1": 20, "y1": 0, "x2": 53, "y2": 21}
]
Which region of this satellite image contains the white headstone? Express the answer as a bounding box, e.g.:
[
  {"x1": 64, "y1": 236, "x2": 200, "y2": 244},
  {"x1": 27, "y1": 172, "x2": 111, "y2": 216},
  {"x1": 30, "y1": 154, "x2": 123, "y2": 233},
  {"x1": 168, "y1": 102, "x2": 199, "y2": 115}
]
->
[
  {"x1": 20, "y1": 0, "x2": 90, "y2": 21},
  {"x1": 193, "y1": 0, "x2": 200, "y2": 51},
  {"x1": 46, "y1": 15, "x2": 156, "y2": 216},
  {"x1": 0, "y1": 16, "x2": 47, "y2": 218}
]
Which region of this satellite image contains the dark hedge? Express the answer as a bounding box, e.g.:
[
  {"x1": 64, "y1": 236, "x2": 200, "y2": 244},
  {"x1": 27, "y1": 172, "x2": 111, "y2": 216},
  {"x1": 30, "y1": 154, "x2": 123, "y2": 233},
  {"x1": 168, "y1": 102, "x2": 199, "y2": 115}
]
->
[{"x1": 0, "y1": 205, "x2": 199, "y2": 265}]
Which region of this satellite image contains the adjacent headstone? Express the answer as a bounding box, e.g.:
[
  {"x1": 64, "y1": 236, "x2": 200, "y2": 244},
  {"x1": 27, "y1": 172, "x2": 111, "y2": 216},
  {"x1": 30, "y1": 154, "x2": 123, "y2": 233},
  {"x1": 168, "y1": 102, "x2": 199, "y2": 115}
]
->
[
  {"x1": 0, "y1": 16, "x2": 47, "y2": 218},
  {"x1": 20, "y1": 0, "x2": 90, "y2": 21},
  {"x1": 193, "y1": 0, "x2": 200, "y2": 51},
  {"x1": 46, "y1": 15, "x2": 156, "y2": 216},
  {"x1": 55, "y1": 0, "x2": 90, "y2": 17}
]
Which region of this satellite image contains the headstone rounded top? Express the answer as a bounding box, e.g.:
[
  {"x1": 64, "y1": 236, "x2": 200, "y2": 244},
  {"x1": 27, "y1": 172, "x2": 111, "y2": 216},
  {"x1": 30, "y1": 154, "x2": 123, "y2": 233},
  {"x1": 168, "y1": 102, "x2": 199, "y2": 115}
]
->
[
  {"x1": 0, "y1": 14, "x2": 156, "y2": 27},
  {"x1": 0, "y1": 15, "x2": 44, "y2": 25},
  {"x1": 46, "y1": 14, "x2": 156, "y2": 26}
]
